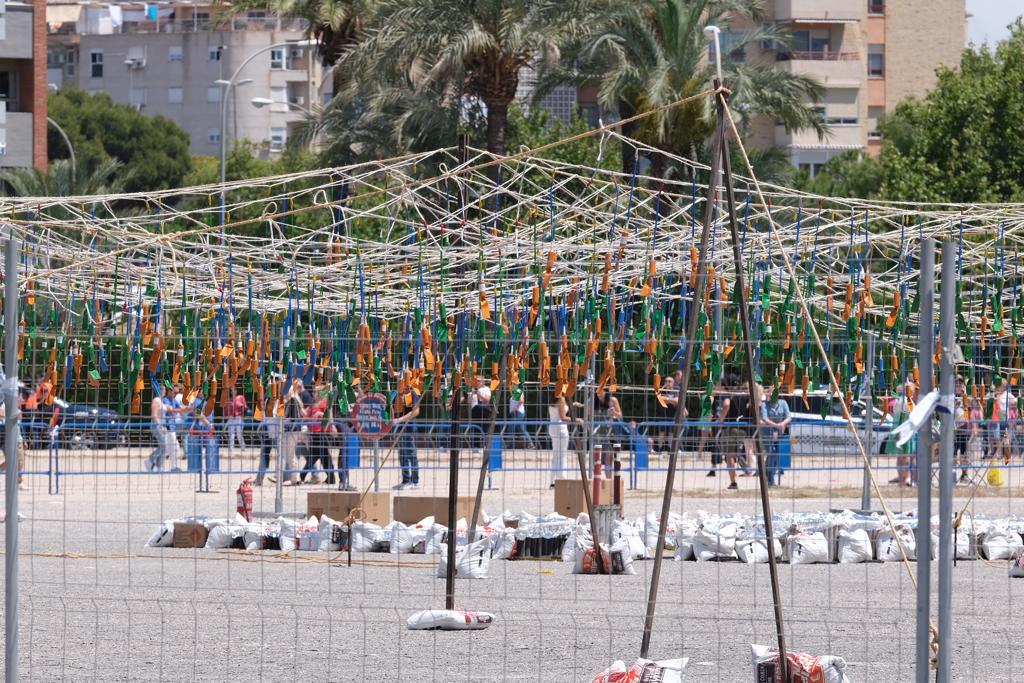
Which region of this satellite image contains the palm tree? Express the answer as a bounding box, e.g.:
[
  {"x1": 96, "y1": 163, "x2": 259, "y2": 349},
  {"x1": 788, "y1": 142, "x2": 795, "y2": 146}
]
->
[
  {"x1": 0, "y1": 158, "x2": 124, "y2": 198},
  {"x1": 219, "y1": 0, "x2": 376, "y2": 88},
  {"x1": 342, "y1": 0, "x2": 596, "y2": 157},
  {"x1": 547, "y1": 0, "x2": 826, "y2": 176}
]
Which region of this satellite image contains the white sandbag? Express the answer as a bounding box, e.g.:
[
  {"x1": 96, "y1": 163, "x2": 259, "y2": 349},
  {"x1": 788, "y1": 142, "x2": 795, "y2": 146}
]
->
[
  {"x1": 874, "y1": 525, "x2": 916, "y2": 562},
  {"x1": 736, "y1": 537, "x2": 782, "y2": 564},
  {"x1": 278, "y1": 516, "x2": 298, "y2": 552},
  {"x1": 642, "y1": 512, "x2": 679, "y2": 553},
  {"x1": 489, "y1": 528, "x2": 517, "y2": 560},
  {"x1": 836, "y1": 529, "x2": 873, "y2": 563},
  {"x1": 561, "y1": 521, "x2": 593, "y2": 564},
  {"x1": 612, "y1": 520, "x2": 648, "y2": 560},
  {"x1": 406, "y1": 609, "x2": 494, "y2": 630},
  {"x1": 954, "y1": 529, "x2": 979, "y2": 560},
  {"x1": 573, "y1": 539, "x2": 637, "y2": 575},
  {"x1": 318, "y1": 515, "x2": 342, "y2": 552},
  {"x1": 437, "y1": 537, "x2": 490, "y2": 579},
  {"x1": 590, "y1": 657, "x2": 689, "y2": 683},
  {"x1": 296, "y1": 516, "x2": 319, "y2": 551},
  {"x1": 424, "y1": 524, "x2": 448, "y2": 555},
  {"x1": 692, "y1": 523, "x2": 738, "y2": 562},
  {"x1": 981, "y1": 529, "x2": 1024, "y2": 561},
  {"x1": 206, "y1": 525, "x2": 243, "y2": 549},
  {"x1": 1010, "y1": 549, "x2": 1024, "y2": 578},
  {"x1": 674, "y1": 523, "x2": 697, "y2": 561},
  {"x1": 386, "y1": 521, "x2": 427, "y2": 554},
  {"x1": 751, "y1": 644, "x2": 850, "y2": 683},
  {"x1": 786, "y1": 531, "x2": 831, "y2": 564},
  {"x1": 351, "y1": 521, "x2": 383, "y2": 552},
  {"x1": 243, "y1": 521, "x2": 280, "y2": 550},
  {"x1": 145, "y1": 520, "x2": 176, "y2": 548}
]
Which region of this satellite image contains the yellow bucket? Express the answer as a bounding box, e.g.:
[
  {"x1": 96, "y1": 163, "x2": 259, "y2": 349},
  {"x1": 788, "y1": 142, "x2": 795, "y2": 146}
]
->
[{"x1": 987, "y1": 467, "x2": 1006, "y2": 487}]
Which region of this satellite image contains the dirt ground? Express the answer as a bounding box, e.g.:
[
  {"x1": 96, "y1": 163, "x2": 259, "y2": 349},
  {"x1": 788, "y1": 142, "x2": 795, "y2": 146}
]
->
[{"x1": 2, "y1": 444, "x2": 1022, "y2": 681}]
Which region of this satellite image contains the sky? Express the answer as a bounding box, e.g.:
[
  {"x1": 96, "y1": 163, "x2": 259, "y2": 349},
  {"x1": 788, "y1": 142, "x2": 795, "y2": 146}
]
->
[{"x1": 967, "y1": 0, "x2": 1024, "y2": 46}]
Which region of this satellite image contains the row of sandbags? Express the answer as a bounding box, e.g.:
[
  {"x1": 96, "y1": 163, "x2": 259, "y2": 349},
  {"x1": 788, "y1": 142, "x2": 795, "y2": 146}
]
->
[{"x1": 621, "y1": 510, "x2": 1024, "y2": 567}]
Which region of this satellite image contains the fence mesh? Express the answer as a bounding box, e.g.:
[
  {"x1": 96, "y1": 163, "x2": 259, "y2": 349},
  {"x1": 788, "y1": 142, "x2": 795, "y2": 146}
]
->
[{"x1": 1, "y1": 137, "x2": 1022, "y2": 680}]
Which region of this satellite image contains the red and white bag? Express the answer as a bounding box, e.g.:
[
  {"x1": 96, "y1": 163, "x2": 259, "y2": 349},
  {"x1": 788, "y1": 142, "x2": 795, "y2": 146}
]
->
[
  {"x1": 406, "y1": 609, "x2": 494, "y2": 631},
  {"x1": 591, "y1": 657, "x2": 688, "y2": 683},
  {"x1": 750, "y1": 644, "x2": 850, "y2": 682}
]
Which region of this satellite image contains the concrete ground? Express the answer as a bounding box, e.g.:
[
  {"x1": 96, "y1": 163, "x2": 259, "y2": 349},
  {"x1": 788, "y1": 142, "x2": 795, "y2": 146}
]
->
[{"x1": 2, "y1": 444, "x2": 1022, "y2": 681}]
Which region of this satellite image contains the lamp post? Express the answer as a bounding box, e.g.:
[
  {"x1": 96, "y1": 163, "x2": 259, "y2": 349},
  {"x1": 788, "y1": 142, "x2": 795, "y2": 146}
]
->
[
  {"x1": 250, "y1": 96, "x2": 316, "y2": 150},
  {"x1": 217, "y1": 38, "x2": 317, "y2": 224},
  {"x1": 45, "y1": 117, "x2": 76, "y2": 190}
]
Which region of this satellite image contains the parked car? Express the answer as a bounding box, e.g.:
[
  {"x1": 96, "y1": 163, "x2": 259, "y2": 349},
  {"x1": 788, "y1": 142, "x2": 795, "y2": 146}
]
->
[
  {"x1": 786, "y1": 391, "x2": 892, "y2": 458},
  {"x1": 20, "y1": 400, "x2": 128, "y2": 450}
]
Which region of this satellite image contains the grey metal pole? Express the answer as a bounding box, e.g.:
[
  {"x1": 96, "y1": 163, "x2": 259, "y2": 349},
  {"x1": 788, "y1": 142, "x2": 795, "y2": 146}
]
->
[
  {"x1": 5, "y1": 234, "x2": 21, "y2": 683},
  {"x1": 372, "y1": 442, "x2": 380, "y2": 493},
  {"x1": 937, "y1": 240, "x2": 956, "y2": 682},
  {"x1": 861, "y1": 331, "x2": 876, "y2": 510},
  {"x1": 274, "y1": 410, "x2": 284, "y2": 515},
  {"x1": 639, "y1": 78, "x2": 725, "y2": 659},
  {"x1": 914, "y1": 238, "x2": 935, "y2": 683}
]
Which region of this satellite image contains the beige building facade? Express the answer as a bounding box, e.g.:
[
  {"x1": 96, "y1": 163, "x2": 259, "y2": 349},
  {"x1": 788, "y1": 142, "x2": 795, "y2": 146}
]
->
[
  {"x1": 750, "y1": 0, "x2": 966, "y2": 175},
  {"x1": 46, "y1": 2, "x2": 325, "y2": 157}
]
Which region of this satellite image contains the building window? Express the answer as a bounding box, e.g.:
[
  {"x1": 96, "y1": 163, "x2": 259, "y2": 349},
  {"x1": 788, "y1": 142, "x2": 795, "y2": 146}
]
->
[
  {"x1": 271, "y1": 86, "x2": 287, "y2": 107},
  {"x1": 868, "y1": 105, "x2": 884, "y2": 138},
  {"x1": 269, "y1": 127, "x2": 286, "y2": 151},
  {"x1": 270, "y1": 48, "x2": 285, "y2": 70},
  {"x1": 208, "y1": 128, "x2": 221, "y2": 144},
  {"x1": 168, "y1": 46, "x2": 183, "y2": 63},
  {"x1": 709, "y1": 29, "x2": 746, "y2": 64},
  {"x1": 868, "y1": 0, "x2": 885, "y2": 15},
  {"x1": 130, "y1": 87, "x2": 146, "y2": 109},
  {"x1": 868, "y1": 44, "x2": 885, "y2": 77},
  {"x1": 194, "y1": 12, "x2": 210, "y2": 30},
  {"x1": 207, "y1": 86, "x2": 222, "y2": 103},
  {"x1": 0, "y1": 71, "x2": 19, "y2": 112},
  {"x1": 90, "y1": 50, "x2": 104, "y2": 79},
  {"x1": 208, "y1": 46, "x2": 222, "y2": 62},
  {"x1": 167, "y1": 87, "x2": 183, "y2": 104}
]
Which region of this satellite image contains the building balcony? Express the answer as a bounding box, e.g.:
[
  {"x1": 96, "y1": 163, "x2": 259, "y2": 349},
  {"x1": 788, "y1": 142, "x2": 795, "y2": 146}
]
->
[
  {"x1": 776, "y1": 123, "x2": 865, "y2": 150},
  {"x1": 0, "y1": 112, "x2": 36, "y2": 168},
  {"x1": 776, "y1": 52, "x2": 862, "y2": 86},
  {"x1": 774, "y1": 0, "x2": 861, "y2": 23}
]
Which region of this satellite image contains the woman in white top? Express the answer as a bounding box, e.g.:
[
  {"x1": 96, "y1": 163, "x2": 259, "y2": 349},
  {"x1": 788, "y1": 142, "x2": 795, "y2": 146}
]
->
[{"x1": 548, "y1": 392, "x2": 582, "y2": 486}]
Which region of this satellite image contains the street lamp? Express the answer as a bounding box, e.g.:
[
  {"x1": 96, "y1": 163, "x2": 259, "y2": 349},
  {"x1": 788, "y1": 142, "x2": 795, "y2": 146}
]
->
[
  {"x1": 251, "y1": 96, "x2": 316, "y2": 151},
  {"x1": 215, "y1": 77, "x2": 253, "y2": 152},
  {"x1": 217, "y1": 38, "x2": 317, "y2": 223},
  {"x1": 45, "y1": 117, "x2": 77, "y2": 191}
]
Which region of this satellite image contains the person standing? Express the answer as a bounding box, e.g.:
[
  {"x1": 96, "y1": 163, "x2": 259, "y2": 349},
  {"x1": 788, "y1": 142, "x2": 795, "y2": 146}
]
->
[
  {"x1": 954, "y1": 376, "x2": 974, "y2": 483},
  {"x1": 0, "y1": 401, "x2": 28, "y2": 490},
  {"x1": 509, "y1": 390, "x2": 536, "y2": 450},
  {"x1": 759, "y1": 382, "x2": 792, "y2": 486},
  {"x1": 255, "y1": 393, "x2": 279, "y2": 487},
  {"x1": 655, "y1": 376, "x2": 677, "y2": 455},
  {"x1": 392, "y1": 380, "x2": 421, "y2": 490},
  {"x1": 468, "y1": 376, "x2": 492, "y2": 448},
  {"x1": 275, "y1": 379, "x2": 307, "y2": 486},
  {"x1": 225, "y1": 387, "x2": 248, "y2": 457},
  {"x1": 548, "y1": 391, "x2": 582, "y2": 487},
  {"x1": 722, "y1": 375, "x2": 750, "y2": 490},
  {"x1": 705, "y1": 380, "x2": 728, "y2": 477},
  {"x1": 145, "y1": 387, "x2": 169, "y2": 471}
]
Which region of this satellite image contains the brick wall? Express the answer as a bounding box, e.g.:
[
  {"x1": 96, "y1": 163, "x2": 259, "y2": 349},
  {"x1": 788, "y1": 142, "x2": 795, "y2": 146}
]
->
[{"x1": 31, "y1": 0, "x2": 47, "y2": 171}]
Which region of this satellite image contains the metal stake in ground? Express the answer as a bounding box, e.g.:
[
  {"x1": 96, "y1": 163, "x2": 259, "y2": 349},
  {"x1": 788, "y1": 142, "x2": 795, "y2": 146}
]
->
[
  {"x1": 719, "y1": 90, "x2": 789, "y2": 679},
  {"x1": 5, "y1": 233, "x2": 21, "y2": 683},
  {"x1": 861, "y1": 331, "x2": 876, "y2": 511},
  {"x1": 937, "y1": 240, "x2": 956, "y2": 681},
  {"x1": 915, "y1": 238, "x2": 935, "y2": 683},
  {"x1": 468, "y1": 337, "x2": 510, "y2": 544},
  {"x1": 639, "y1": 79, "x2": 725, "y2": 658}
]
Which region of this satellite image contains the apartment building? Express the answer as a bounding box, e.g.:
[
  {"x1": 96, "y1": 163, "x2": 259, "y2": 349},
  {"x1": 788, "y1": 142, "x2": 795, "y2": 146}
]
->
[
  {"x1": 0, "y1": 0, "x2": 48, "y2": 170},
  {"x1": 46, "y1": 2, "x2": 325, "y2": 156},
  {"x1": 751, "y1": 0, "x2": 966, "y2": 175}
]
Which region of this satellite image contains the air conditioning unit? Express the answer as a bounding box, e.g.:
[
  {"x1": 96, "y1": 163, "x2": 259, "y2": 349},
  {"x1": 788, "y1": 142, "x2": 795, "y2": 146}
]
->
[
  {"x1": 288, "y1": 47, "x2": 304, "y2": 60},
  {"x1": 290, "y1": 96, "x2": 305, "y2": 106}
]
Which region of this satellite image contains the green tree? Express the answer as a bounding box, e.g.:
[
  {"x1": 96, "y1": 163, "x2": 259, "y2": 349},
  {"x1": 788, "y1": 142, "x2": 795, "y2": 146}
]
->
[
  {"x1": 506, "y1": 103, "x2": 620, "y2": 171},
  {"x1": 343, "y1": 0, "x2": 595, "y2": 157},
  {"x1": 548, "y1": 0, "x2": 825, "y2": 177},
  {"x1": 48, "y1": 88, "x2": 192, "y2": 193},
  {"x1": 873, "y1": 21, "x2": 1024, "y2": 203},
  {"x1": 792, "y1": 149, "x2": 882, "y2": 199}
]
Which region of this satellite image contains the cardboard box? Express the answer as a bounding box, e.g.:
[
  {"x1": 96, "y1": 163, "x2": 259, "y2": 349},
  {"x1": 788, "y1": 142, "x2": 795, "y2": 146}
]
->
[
  {"x1": 392, "y1": 495, "x2": 476, "y2": 526},
  {"x1": 553, "y1": 478, "x2": 624, "y2": 518},
  {"x1": 173, "y1": 521, "x2": 209, "y2": 548},
  {"x1": 307, "y1": 491, "x2": 391, "y2": 526}
]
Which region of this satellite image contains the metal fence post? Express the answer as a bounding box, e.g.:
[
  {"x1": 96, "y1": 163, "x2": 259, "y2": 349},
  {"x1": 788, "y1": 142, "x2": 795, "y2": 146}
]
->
[
  {"x1": 915, "y1": 238, "x2": 935, "y2": 683},
  {"x1": 5, "y1": 233, "x2": 21, "y2": 683},
  {"x1": 937, "y1": 240, "x2": 956, "y2": 681}
]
